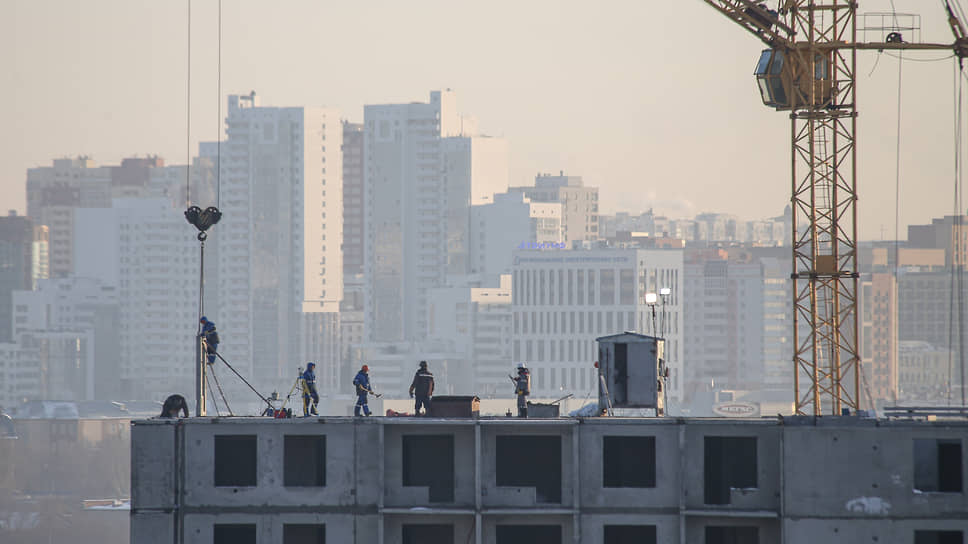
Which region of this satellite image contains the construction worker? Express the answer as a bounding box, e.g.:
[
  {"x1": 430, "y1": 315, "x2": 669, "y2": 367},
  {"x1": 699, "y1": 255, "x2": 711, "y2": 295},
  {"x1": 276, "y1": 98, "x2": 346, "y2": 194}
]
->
[
  {"x1": 408, "y1": 360, "x2": 435, "y2": 416},
  {"x1": 352, "y1": 365, "x2": 373, "y2": 416},
  {"x1": 301, "y1": 362, "x2": 319, "y2": 416},
  {"x1": 160, "y1": 394, "x2": 190, "y2": 418},
  {"x1": 512, "y1": 363, "x2": 531, "y2": 418},
  {"x1": 199, "y1": 316, "x2": 219, "y2": 364}
]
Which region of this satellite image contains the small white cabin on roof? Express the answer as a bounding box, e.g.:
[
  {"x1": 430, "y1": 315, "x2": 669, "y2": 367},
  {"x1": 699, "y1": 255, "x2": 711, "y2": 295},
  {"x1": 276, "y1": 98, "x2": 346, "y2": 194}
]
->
[{"x1": 596, "y1": 332, "x2": 665, "y2": 414}]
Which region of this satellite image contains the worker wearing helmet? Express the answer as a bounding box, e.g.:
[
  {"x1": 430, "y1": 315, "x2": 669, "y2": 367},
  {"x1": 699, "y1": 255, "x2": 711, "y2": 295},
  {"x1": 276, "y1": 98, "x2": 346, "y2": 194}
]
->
[
  {"x1": 301, "y1": 362, "x2": 319, "y2": 416},
  {"x1": 352, "y1": 365, "x2": 373, "y2": 416},
  {"x1": 408, "y1": 360, "x2": 435, "y2": 416},
  {"x1": 512, "y1": 362, "x2": 531, "y2": 418},
  {"x1": 199, "y1": 316, "x2": 219, "y2": 364}
]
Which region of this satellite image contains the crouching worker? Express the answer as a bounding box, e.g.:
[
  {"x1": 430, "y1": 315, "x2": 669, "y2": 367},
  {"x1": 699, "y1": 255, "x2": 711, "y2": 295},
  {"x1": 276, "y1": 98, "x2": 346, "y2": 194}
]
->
[
  {"x1": 302, "y1": 362, "x2": 319, "y2": 416},
  {"x1": 160, "y1": 394, "x2": 190, "y2": 418}
]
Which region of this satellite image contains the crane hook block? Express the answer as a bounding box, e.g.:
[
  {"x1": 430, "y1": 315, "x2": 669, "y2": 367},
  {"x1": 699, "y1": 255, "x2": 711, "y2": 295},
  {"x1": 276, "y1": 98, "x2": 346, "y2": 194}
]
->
[{"x1": 185, "y1": 206, "x2": 222, "y2": 233}]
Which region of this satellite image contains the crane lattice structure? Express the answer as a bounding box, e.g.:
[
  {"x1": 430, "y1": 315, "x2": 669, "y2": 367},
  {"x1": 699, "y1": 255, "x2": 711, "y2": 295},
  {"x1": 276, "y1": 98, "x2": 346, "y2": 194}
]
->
[{"x1": 702, "y1": 0, "x2": 968, "y2": 415}]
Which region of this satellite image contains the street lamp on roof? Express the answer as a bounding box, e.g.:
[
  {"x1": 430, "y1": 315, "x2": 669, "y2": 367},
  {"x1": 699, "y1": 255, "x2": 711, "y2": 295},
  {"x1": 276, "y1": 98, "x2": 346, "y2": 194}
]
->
[
  {"x1": 659, "y1": 287, "x2": 671, "y2": 338},
  {"x1": 645, "y1": 292, "x2": 658, "y2": 335}
]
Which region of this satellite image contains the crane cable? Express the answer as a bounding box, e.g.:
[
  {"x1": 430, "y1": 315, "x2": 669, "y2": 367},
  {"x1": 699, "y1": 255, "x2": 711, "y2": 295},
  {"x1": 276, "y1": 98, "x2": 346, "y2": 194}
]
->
[
  {"x1": 893, "y1": 32, "x2": 903, "y2": 408},
  {"x1": 949, "y1": 57, "x2": 967, "y2": 407},
  {"x1": 186, "y1": 0, "x2": 191, "y2": 208},
  {"x1": 217, "y1": 0, "x2": 221, "y2": 208}
]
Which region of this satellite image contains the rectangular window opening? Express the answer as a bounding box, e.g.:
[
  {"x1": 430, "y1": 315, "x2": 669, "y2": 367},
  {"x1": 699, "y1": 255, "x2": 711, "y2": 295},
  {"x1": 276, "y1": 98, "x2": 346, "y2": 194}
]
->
[
  {"x1": 704, "y1": 436, "x2": 757, "y2": 505},
  {"x1": 214, "y1": 435, "x2": 257, "y2": 487},
  {"x1": 214, "y1": 524, "x2": 257, "y2": 544},
  {"x1": 284, "y1": 435, "x2": 326, "y2": 487},
  {"x1": 283, "y1": 524, "x2": 326, "y2": 544},
  {"x1": 604, "y1": 525, "x2": 657, "y2": 544},
  {"x1": 402, "y1": 524, "x2": 453, "y2": 544},
  {"x1": 914, "y1": 439, "x2": 963, "y2": 493},
  {"x1": 705, "y1": 526, "x2": 758, "y2": 544},
  {"x1": 403, "y1": 435, "x2": 455, "y2": 503},
  {"x1": 496, "y1": 524, "x2": 562, "y2": 544},
  {"x1": 915, "y1": 530, "x2": 964, "y2": 544},
  {"x1": 603, "y1": 436, "x2": 656, "y2": 488},
  {"x1": 496, "y1": 435, "x2": 562, "y2": 503}
]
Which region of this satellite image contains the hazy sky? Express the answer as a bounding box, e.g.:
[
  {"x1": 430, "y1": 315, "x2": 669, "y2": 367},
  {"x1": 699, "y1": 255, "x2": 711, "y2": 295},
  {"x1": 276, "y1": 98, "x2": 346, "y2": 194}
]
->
[{"x1": 2, "y1": 0, "x2": 964, "y2": 238}]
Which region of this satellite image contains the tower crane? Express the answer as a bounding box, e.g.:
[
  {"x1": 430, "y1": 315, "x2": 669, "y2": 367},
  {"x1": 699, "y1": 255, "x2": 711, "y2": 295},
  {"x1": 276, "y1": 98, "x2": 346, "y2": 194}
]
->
[{"x1": 701, "y1": 0, "x2": 968, "y2": 415}]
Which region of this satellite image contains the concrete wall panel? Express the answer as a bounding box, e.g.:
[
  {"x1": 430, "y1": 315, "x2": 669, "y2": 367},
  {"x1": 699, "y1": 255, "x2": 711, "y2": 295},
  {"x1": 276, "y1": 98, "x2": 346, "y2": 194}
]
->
[
  {"x1": 131, "y1": 421, "x2": 176, "y2": 509},
  {"x1": 130, "y1": 512, "x2": 173, "y2": 544},
  {"x1": 682, "y1": 422, "x2": 781, "y2": 512},
  {"x1": 383, "y1": 424, "x2": 476, "y2": 507},
  {"x1": 578, "y1": 420, "x2": 680, "y2": 508},
  {"x1": 783, "y1": 422, "x2": 968, "y2": 518}
]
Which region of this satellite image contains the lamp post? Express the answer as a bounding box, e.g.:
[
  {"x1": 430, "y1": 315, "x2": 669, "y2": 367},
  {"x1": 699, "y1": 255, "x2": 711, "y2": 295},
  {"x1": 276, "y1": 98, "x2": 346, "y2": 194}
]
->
[
  {"x1": 645, "y1": 292, "x2": 658, "y2": 336},
  {"x1": 659, "y1": 287, "x2": 671, "y2": 338}
]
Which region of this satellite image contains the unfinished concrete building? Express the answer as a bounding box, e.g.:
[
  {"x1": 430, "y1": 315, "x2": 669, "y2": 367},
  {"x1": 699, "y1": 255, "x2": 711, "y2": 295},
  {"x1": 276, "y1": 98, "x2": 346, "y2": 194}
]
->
[{"x1": 131, "y1": 416, "x2": 967, "y2": 544}]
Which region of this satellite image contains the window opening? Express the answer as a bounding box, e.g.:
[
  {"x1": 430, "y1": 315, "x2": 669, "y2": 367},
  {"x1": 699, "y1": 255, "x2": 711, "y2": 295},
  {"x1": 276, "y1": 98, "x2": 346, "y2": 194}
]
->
[
  {"x1": 403, "y1": 435, "x2": 455, "y2": 502},
  {"x1": 214, "y1": 435, "x2": 257, "y2": 487},
  {"x1": 496, "y1": 435, "x2": 562, "y2": 503},
  {"x1": 496, "y1": 524, "x2": 562, "y2": 544},
  {"x1": 283, "y1": 524, "x2": 326, "y2": 544},
  {"x1": 705, "y1": 526, "x2": 758, "y2": 544},
  {"x1": 214, "y1": 524, "x2": 257, "y2": 544},
  {"x1": 284, "y1": 435, "x2": 326, "y2": 487},
  {"x1": 603, "y1": 436, "x2": 656, "y2": 488},
  {"x1": 915, "y1": 530, "x2": 964, "y2": 544},
  {"x1": 604, "y1": 525, "x2": 657, "y2": 544},
  {"x1": 914, "y1": 439, "x2": 963, "y2": 493},
  {"x1": 704, "y1": 436, "x2": 757, "y2": 505},
  {"x1": 402, "y1": 524, "x2": 453, "y2": 544}
]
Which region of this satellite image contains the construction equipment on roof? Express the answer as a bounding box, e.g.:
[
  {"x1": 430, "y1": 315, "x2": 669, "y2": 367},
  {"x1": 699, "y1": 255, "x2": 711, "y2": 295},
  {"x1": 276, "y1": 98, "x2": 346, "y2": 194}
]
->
[{"x1": 701, "y1": 0, "x2": 968, "y2": 415}]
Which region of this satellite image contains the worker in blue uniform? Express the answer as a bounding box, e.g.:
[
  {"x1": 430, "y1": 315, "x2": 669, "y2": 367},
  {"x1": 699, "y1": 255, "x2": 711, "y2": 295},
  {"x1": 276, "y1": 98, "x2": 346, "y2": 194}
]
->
[
  {"x1": 199, "y1": 316, "x2": 219, "y2": 364},
  {"x1": 353, "y1": 365, "x2": 373, "y2": 416},
  {"x1": 301, "y1": 362, "x2": 319, "y2": 416}
]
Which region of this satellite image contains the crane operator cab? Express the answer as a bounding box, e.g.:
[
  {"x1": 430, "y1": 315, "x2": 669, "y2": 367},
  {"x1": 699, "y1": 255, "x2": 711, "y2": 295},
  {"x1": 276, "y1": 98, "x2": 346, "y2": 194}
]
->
[{"x1": 754, "y1": 48, "x2": 832, "y2": 110}]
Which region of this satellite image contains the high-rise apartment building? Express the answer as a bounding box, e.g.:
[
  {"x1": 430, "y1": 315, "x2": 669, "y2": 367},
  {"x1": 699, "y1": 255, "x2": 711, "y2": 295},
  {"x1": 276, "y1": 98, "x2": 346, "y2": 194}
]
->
[
  {"x1": 11, "y1": 277, "x2": 120, "y2": 401},
  {"x1": 218, "y1": 93, "x2": 343, "y2": 393},
  {"x1": 427, "y1": 275, "x2": 512, "y2": 397},
  {"x1": 908, "y1": 215, "x2": 968, "y2": 267},
  {"x1": 364, "y1": 90, "x2": 495, "y2": 342},
  {"x1": 683, "y1": 250, "x2": 763, "y2": 399},
  {"x1": 441, "y1": 135, "x2": 509, "y2": 277},
  {"x1": 74, "y1": 198, "x2": 197, "y2": 400},
  {"x1": 682, "y1": 248, "x2": 793, "y2": 407},
  {"x1": 510, "y1": 172, "x2": 598, "y2": 246},
  {"x1": 26, "y1": 158, "x2": 111, "y2": 278},
  {"x1": 0, "y1": 212, "x2": 35, "y2": 343},
  {"x1": 760, "y1": 256, "x2": 792, "y2": 393},
  {"x1": 469, "y1": 192, "x2": 562, "y2": 283},
  {"x1": 898, "y1": 340, "x2": 951, "y2": 401},
  {"x1": 859, "y1": 272, "x2": 898, "y2": 405},
  {"x1": 26, "y1": 157, "x2": 184, "y2": 279},
  {"x1": 342, "y1": 121, "x2": 365, "y2": 277},
  {"x1": 510, "y1": 248, "x2": 684, "y2": 402}
]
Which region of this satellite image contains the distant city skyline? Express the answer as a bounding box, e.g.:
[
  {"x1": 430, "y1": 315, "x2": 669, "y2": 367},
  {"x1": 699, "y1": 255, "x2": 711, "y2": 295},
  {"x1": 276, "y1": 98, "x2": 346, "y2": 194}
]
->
[{"x1": 4, "y1": 0, "x2": 965, "y2": 238}]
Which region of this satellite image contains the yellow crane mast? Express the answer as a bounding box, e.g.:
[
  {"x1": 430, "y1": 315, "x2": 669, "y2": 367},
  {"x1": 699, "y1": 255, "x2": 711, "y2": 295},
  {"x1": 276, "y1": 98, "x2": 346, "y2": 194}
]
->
[{"x1": 701, "y1": 0, "x2": 968, "y2": 415}]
